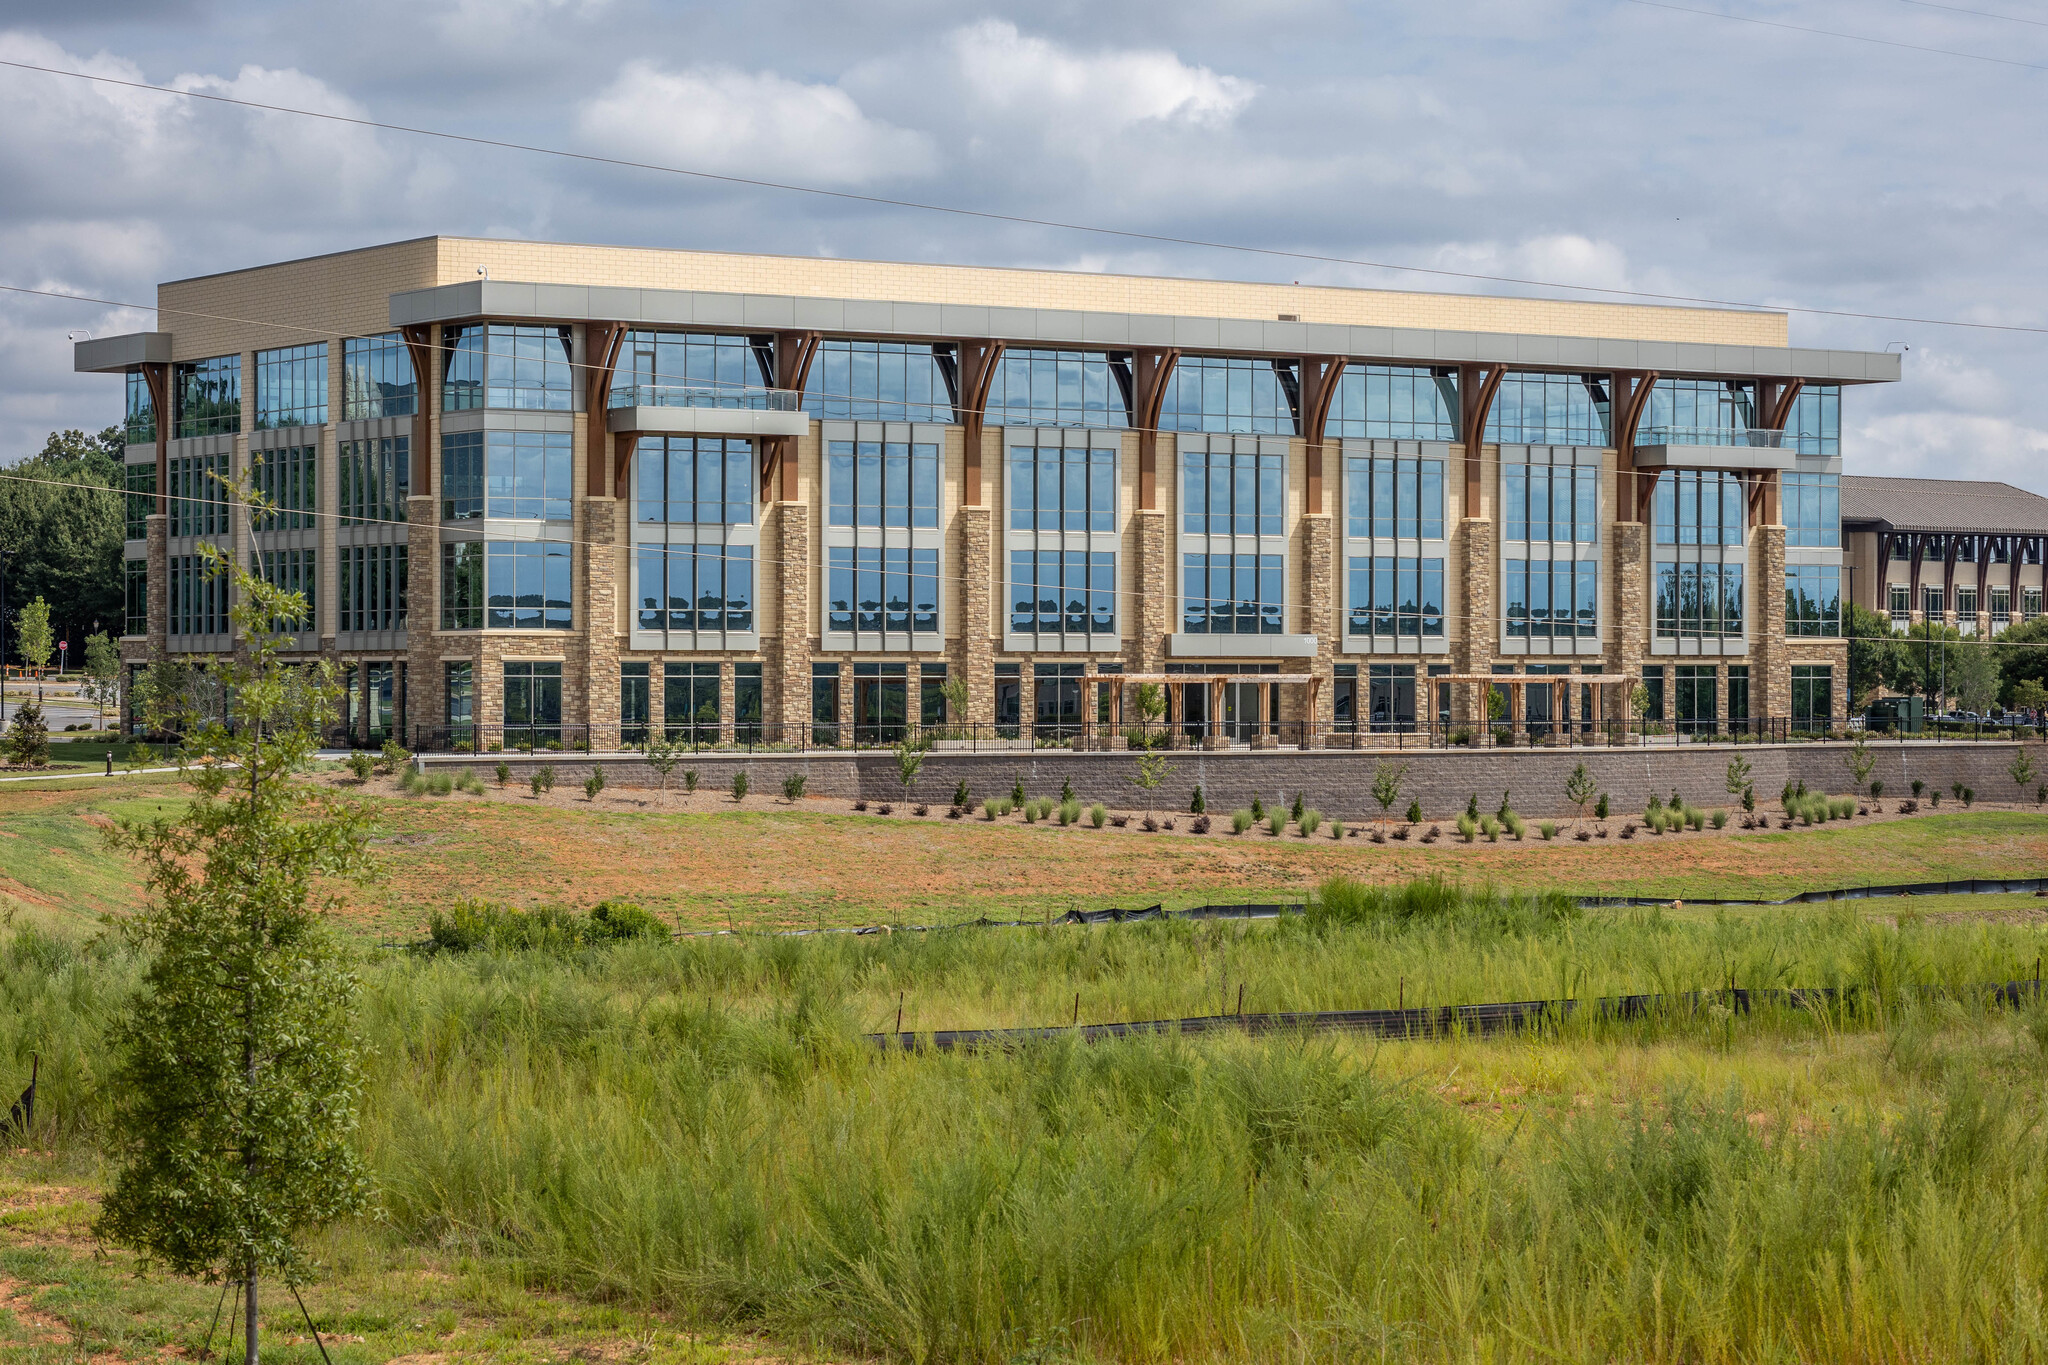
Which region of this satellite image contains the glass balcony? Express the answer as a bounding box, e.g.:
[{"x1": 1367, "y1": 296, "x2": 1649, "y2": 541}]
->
[
  {"x1": 1638, "y1": 426, "x2": 1793, "y2": 449},
  {"x1": 610, "y1": 384, "x2": 801, "y2": 412}
]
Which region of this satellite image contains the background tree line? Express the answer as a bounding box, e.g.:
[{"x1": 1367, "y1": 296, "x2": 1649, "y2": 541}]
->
[
  {"x1": 1847, "y1": 601, "x2": 2048, "y2": 715},
  {"x1": 1, "y1": 426, "x2": 126, "y2": 668}
]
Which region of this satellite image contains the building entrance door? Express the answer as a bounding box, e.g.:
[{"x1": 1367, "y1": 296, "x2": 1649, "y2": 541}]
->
[
  {"x1": 854, "y1": 663, "x2": 907, "y2": 745},
  {"x1": 1368, "y1": 664, "x2": 1416, "y2": 732},
  {"x1": 1221, "y1": 681, "x2": 1265, "y2": 741},
  {"x1": 1034, "y1": 663, "x2": 1084, "y2": 739}
]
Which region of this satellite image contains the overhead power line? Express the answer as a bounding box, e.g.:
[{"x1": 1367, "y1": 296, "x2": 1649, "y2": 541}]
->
[
  {"x1": 1891, "y1": 0, "x2": 2048, "y2": 31},
  {"x1": 0, "y1": 57, "x2": 2041, "y2": 337},
  {"x1": 1624, "y1": 0, "x2": 2048, "y2": 71}
]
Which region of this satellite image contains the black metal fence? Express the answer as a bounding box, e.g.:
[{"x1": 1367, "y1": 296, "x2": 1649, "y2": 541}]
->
[{"x1": 386, "y1": 715, "x2": 2048, "y2": 755}]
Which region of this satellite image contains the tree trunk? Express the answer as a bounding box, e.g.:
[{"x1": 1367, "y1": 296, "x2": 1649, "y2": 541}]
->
[{"x1": 244, "y1": 1263, "x2": 258, "y2": 1365}]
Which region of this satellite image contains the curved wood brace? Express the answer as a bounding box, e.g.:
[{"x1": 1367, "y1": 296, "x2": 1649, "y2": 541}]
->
[
  {"x1": 1299, "y1": 356, "x2": 1345, "y2": 517},
  {"x1": 140, "y1": 362, "x2": 170, "y2": 516},
  {"x1": 399, "y1": 325, "x2": 437, "y2": 496},
  {"x1": 1761, "y1": 378, "x2": 1805, "y2": 431},
  {"x1": 955, "y1": 338, "x2": 1006, "y2": 508},
  {"x1": 583, "y1": 323, "x2": 626, "y2": 497},
  {"x1": 1130, "y1": 348, "x2": 1180, "y2": 511}
]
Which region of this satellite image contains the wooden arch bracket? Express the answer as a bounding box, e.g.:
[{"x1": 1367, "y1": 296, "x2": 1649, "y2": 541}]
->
[
  {"x1": 1458, "y1": 364, "x2": 1505, "y2": 512},
  {"x1": 762, "y1": 330, "x2": 822, "y2": 503},
  {"x1": 399, "y1": 324, "x2": 437, "y2": 496},
  {"x1": 140, "y1": 361, "x2": 170, "y2": 515},
  {"x1": 1130, "y1": 347, "x2": 1180, "y2": 510},
  {"x1": 1299, "y1": 356, "x2": 1346, "y2": 515},
  {"x1": 583, "y1": 322, "x2": 626, "y2": 497},
  {"x1": 954, "y1": 337, "x2": 1006, "y2": 507}
]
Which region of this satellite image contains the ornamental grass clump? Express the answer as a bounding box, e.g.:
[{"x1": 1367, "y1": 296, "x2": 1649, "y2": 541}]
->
[
  {"x1": 1267, "y1": 811, "x2": 1285, "y2": 837},
  {"x1": 1090, "y1": 803, "x2": 1107, "y2": 828},
  {"x1": 1480, "y1": 815, "x2": 1502, "y2": 843},
  {"x1": 1456, "y1": 812, "x2": 1478, "y2": 842},
  {"x1": 1299, "y1": 809, "x2": 1323, "y2": 838},
  {"x1": 1711, "y1": 809, "x2": 1729, "y2": 829},
  {"x1": 1539, "y1": 821, "x2": 1557, "y2": 840},
  {"x1": 1059, "y1": 799, "x2": 1081, "y2": 826},
  {"x1": 1501, "y1": 810, "x2": 1526, "y2": 841},
  {"x1": 1231, "y1": 808, "x2": 1254, "y2": 834}
]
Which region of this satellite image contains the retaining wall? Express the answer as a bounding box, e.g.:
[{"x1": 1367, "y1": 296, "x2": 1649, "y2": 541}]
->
[{"x1": 425, "y1": 740, "x2": 2046, "y2": 822}]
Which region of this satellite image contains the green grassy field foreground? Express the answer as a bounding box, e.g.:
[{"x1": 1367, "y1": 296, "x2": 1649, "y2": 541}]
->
[
  {"x1": 4, "y1": 772, "x2": 2047, "y2": 937},
  {"x1": 10, "y1": 881, "x2": 2048, "y2": 1364}
]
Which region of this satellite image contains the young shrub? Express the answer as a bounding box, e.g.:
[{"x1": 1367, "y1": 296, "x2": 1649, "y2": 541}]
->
[
  {"x1": 538, "y1": 765, "x2": 556, "y2": 793},
  {"x1": 1595, "y1": 793, "x2": 1610, "y2": 820},
  {"x1": 877, "y1": 803, "x2": 894, "y2": 816},
  {"x1": 396, "y1": 766, "x2": 419, "y2": 794},
  {"x1": 1231, "y1": 808, "x2": 1254, "y2": 834},
  {"x1": 584, "y1": 766, "x2": 606, "y2": 801},
  {"x1": 1251, "y1": 796, "x2": 1265, "y2": 822},
  {"x1": 1539, "y1": 821, "x2": 1557, "y2": 840},
  {"x1": 1963, "y1": 786, "x2": 1976, "y2": 808},
  {"x1": 428, "y1": 772, "x2": 454, "y2": 797},
  {"x1": 783, "y1": 772, "x2": 807, "y2": 802},
  {"x1": 1456, "y1": 812, "x2": 1477, "y2": 842},
  {"x1": 1333, "y1": 821, "x2": 1347, "y2": 840},
  {"x1": 1142, "y1": 816, "x2": 1159, "y2": 832},
  {"x1": 529, "y1": 768, "x2": 546, "y2": 799},
  {"x1": 981, "y1": 800, "x2": 997, "y2": 821},
  {"x1": 1685, "y1": 806, "x2": 1705, "y2": 832},
  {"x1": 1620, "y1": 822, "x2": 1636, "y2": 839},
  {"x1": 586, "y1": 899, "x2": 666, "y2": 942},
  {"x1": 1161, "y1": 817, "x2": 1176, "y2": 831},
  {"x1": 1299, "y1": 809, "x2": 1323, "y2": 838},
  {"x1": 458, "y1": 771, "x2": 485, "y2": 795},
  {"x1": 346, "y1": 750, "x2": 375, "y2": 782},
  {"x1": 953, "y1": 778, "x2": 970, "y2": 808},
  {"x1": 1575, "y1": 827, "x2": 1592, "y2": 842},
  {"x1": 1059, "y1": 799, "x2": 1081, "y2": 826},
  {"x1": 1930, "y1": 789, "x2": 1942, "y2": 807},
  {"x1": 732, "y1": 770, "x2": 750, "y2": 801},
  {"x1": 1191, "y1": 814, "x2": 1210, "y2": 834},
  {"x1": 1406, "y1": 798, "x2": 1423, "y2": 824},
  {"x1": 1012, "y1": 774, "x2": 1026, "y2": 805},
  {"x1": 1466, "y1": 793, "x2": 1481, "y2": 821},
  {"x1": 1952, "y1": 780, "x2": 1965, "y2": 801},
  {"x1": 379, "y1": 736, "x2": 411, "y2": 775},
  {"x1": 1421, "y1": 824, "x2": 1441, "y2": 843},
  {"x1": 1742, "y1": 785, "x2": 1756, "y2": 814},
  {"x1": 1781, "y1": 781, "x2": 1796, "y2": 809},
  {"x1": 1060, "y1": 774, "x2": 1076, "y2": 805},
  {"x1": 683, "y1": 769, "x2": 699, "y2": 793},
  {"x1": 853, "y1": 798, "x2": 869, "y2": 811},
  {"x1": 1267, "y1": 810, "x2": 1285, "y2": 837},
  {"x1": 1480, "y1": 814, "x2": 1502, "y2": 842},
  {"x1": 1290, "y1": 791, "x2": 1305, "y2": 823},
  {"x1": 1646, "y1": 793, "x2": 1665, "y2": 819},
  {"x1": 1711, "y1": 808, "x2": 1729, "y2": 829},
  {"x1": 1911, "y1": 778, "x2": 1924, "y2": 797},
  {"x1": 1091, "y1": 803, "x2": 1107, "y2": 828},
  {"x1": 1870, "y1": 778, "x2": 1885, "y2": 802},
  {"x1": 2038, "y1": 783, "x2": 2046, "y2": 806},
  {"x1": 913, "y1": 804, "x2": 929, "y2": 817},
  {"x1": 1111, "y1": 814, "x2": 1130, "y2": 828},
  {"x1": 1189, "y1": 784, "x2": 1206, "y2": 814},
  {"x1": 494, "y1": 760, "x2": 511, "y2": 788},
  {"x1": 1564, "y1": 762, "x2": 1595, "y2": 824}
]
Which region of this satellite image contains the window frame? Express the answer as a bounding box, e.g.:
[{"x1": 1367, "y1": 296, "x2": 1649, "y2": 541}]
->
[{"x1": 1002, "y1": 429, "x2": 1123, "y2": 652}]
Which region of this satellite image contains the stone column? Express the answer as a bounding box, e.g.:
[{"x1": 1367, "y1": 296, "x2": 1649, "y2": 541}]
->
[
  {"x1": 145, "y1": 514, "x2": 169, "y2": 663},
  {"x1": 582, "y1": 495, "x2": 622, "y2": 750},
  {"x1": 957, "y1": 503, "x2": 994, "y2": 726},
  {"x1": 836, "y1": 663, "x2": 854, "y2": 746},
  {"x1": 403, "y1": 493, "x2": 444, "y2": 746},
  {"x1": 769, "y1": 499, "x2": 811, "y2": 737},
  {"x1": 1453, "y1": 516, "x2": 1495, "y2": 727},
  {"x1": 1132, "y1": 507, "x2": 1169, "y2": 672},
  {"x1": 1753, "y1": 524, "x2": 1790, "y2": 719},
  {"x1": 1300, "y1": 511, "x2": 1335, "y2": 737},
  {"x1": 1611, "y1": 520, "x2": 1648, "y2": 722},
  {"x1": 716, "y1": 659, "x2": 735, "y2": 745}
]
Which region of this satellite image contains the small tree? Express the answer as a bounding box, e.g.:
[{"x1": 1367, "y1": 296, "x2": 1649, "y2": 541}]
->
[
  {"x1": 1564, "y1": 761, "x2": 1596, "y2": 826},
  {"x1": 1133, "y1": 683, "x2": 1166, "y2": 743},
  {"x1": 1128, "y1": 749, "x2": 1173, "y2": 819},
  {"x1": 939, "y1": 674, "x2": 968, "y2": 737},
  {"x1": 584, "y1": 765, "x2": 606, "y2": 801},
  {"x1": 1725, "y1": 752, "x2": 1752, "y2": 802},
  {"x1": 643, "y1": 731, "x2": 682, "y2": 793},
  {"x1": 2012, "y1": 747, "x2": 2039, "y2": 799},
  {"x1": 894, "y1": 740, "x2": 925, "y2": 800},
  {"x1": 1372, "y1": 759, "x2": 1409, "y2": 825},
  {"x1": 82, "y1": 631, "x2": 122, "y2": 729},
  {"x1": 15, "y1": 596, "x2": 52, "y2": 694},
  {"x1": 5, "y1": 698, "x2": 50, "y2": 768},
  {"x1": 96, "y1": 549, "x2": 371, "y2": 1365},
  {"x1": 1844, "y1": 730, "x2": 1877, "y2": 794}
]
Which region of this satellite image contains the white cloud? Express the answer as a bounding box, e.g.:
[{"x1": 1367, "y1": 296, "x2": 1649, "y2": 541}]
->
[
  {"x1": 577, "y1": 61, "x2": 936, "y2": 186},
  {"x1": 1854, "y1": 412, "x2": 2048, "y2": 495},
  {"x1": 1423, "y1": 234, "x2": 1636, "y2": 295},
  {"x1": 949, "y1": 19, "x2": 1256, "y2": 130}
]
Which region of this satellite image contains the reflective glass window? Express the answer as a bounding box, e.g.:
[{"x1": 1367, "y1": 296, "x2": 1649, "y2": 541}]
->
[
  {"x1": 1346, "y1": 556, "x2": 1445, "y2": 638},
  {"x1": 125, "y1": 558, "x2": 148, "y2": 636},
  {"x1": 442, "y1": 324, "x2": 575, "y2": 411},
  {"x1": 987, "y1": 349, "x2": 1129, "y2": 428},
  {"x1": 342, "y1": 333, "x2": 417, "y2": 419},
  {"x1": 124, "y1": 372, "x2": 156, "y2": 445},
  {"x1": 1008, "y1": 445, "x2": 1117, "y2": 531},
  {"x1": 254, "y1": 343, "x2": 327, "y2": 428},
  {"x1": 825, "y1": 439, "x2": 940, "y2": 528},
  {"x1": 483, "y1": 540, "x2": 574, "y2": 630},
  {"x1": 1345, "y1": 454, "x2": 1444, "y2": 539},
  {"x1": 1329, "y1": 365, "x2": 1457, "y2": 441},
  {"x1": 1484, "y1": 372, "x2": 1610, "y2": 446},
  {"x1": 804, "y1": 339, "x2": 953, "y2": 422},
  {"x1": 337, "y1": 544, "x2": 408, "y2": 633},
  {"x1": 124, "y1": 463, "x2": 155, "y2": 540},
  {"x1": 1641, "y1": 378, "x2": 1754, "y2": 441},
  {"x1": 250, "y1": 444, "x2": 317, "y2": 531},
  {"x1": 1185, "y1": 449, "x2": 1284, "y2": 535},
  {"x1": 1784, "y1": 473, "x2": 1840, "y2": 547},
  {"x1": 175, "y1": 355, "x2": 241, "y2": 438},
  {"x1": 1181, "y1": 553, "x2": 1285, "y2": 634},
  {"x1": 1653, "y1": 470, "x2": 1744, "y2": 546},
  {"x1": 1160, "y1": 356, "x2": 1298, "y2": 435},
  {"x1": 249, "y1": 548, "x2": 316, "y2": 632},
  {"x1": 614, "y1": 330, "x2": 773, "y2": 407},
  {"x1": 1501, "y1": 463, "x2": 1598, "y2": 543},
  {"x1": 824, "y1": 546, "x2": 938, "y2": 638},
  {"x1": 1008, "y1": 549, "x2": 1116, "y2": 636},
  {"x1": 1787, "y1": 385, "x2": 1840, "y2": 456},
  {"x1": 339, "y1": 436, "x2": 409, "y2": 526},
  {"x1": 636, "y1": 436, "x2": 754, "y2": 525},
  {"x1": 1785, "y1": 565, "x2": 1842, "y2": 637},
  {"x1": 634, "y1": 544, "x2": 756, "y2": 633},
  {"x1": 1654, "y1": 561, "x2": 1744, "y2": 640},
  {"x1": 1502, "y1": 559, "x2": 1599, "y2": 639}
]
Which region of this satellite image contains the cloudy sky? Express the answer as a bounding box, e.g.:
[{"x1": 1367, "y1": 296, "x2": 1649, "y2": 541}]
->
[{"x1": 1, "y1": 0, "x2": 2043, "y2": 492}]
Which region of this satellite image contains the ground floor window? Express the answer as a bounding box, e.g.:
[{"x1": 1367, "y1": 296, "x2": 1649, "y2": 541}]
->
[
  {"x1": 1889, "y1": 585, "x2": 1910, "y2": 629},
  {"x1": 995, "y1": 662, "x2": 1021, "y2": 738},
  {"x1": 503, "y1": 660, "x2": 561, "y2": 748},
  {"x1": 811, "y1": 662, "x2": 840, "y2": 744},
  {"x1": 1727, "y1": 665, "x2": 1750, "y2": 723},
  {"x1": 125, "y1": 559, "x2": 148, "y2": 637},
  {"x1": 346, "y1": 661, "x2": 396, "y2": 746},
  {"x1": 1792, "y1": 664, "x2": 1833, "y2": 730},
  {"x1": 621, "y1": 661, "x2": 649, "y2": 746},
  {"x1": 1675, "y1": 664, "x2": 1717, "y2": 735},
  {"x1": 665, "y1": 662, "x2": 719, "y2": 742},
  {"x1": 1430, "y1": 664, "x2": 1451, "y2": 731},
  {"x1": 1034, "y1": 662, "x2": 1086, "y2": 736},
  {"x1": 735, "y1": 662, "x2": 763, "y2": 743},
  {"x1": 445, "y1": 661, "x2": 473, "y2": 743},
  {"x1": 1333, "y1": 663, "x2": 1356, "y2": 731},
  {"x1": 852, "y1": 661, "x2": 909, "y2": 744},
  {"x1": 1641, "y1": 665, "x2": 1666, "y2": 723},
  {"x1": 920, "y1": 662, "x2": 948, "y2": 728}
]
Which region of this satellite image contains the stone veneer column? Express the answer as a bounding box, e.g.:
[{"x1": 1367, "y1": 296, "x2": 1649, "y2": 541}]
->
[
  {"x1": 1610, "y1": 520, "x2": 1648, "y2": 722},
  {"x1": 769, "y1": 500, "x2": 810, "y2": 738},
  {"x1": 1753, "y1": 524, "x2": 1790, "y2": 720},
  {"x1": 1299, "y1": 512, "x2": 1335, "y2": 736},
  {"x1": 145, "y1": 514, "x2": 169, "y2": 663},
  {"x1": 403, "y1": 493, "x2": 445, "y2": 746},
  {"x1": 583, "y1": 495, "x2": 621, "y2": 750},
  {"x1": 1453, "y1": 517, "x2": 1494, "y2": 727},
  {"x1": 956, "y1": 504, "x2": 994, "y2": 726},
  {"x1": 1128, "y1": 506, "x2": 1170, "y2": 731}
]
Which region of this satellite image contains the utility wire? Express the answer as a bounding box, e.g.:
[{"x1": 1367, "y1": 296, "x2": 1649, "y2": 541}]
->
[
  {"x1": 1625, "y1": 0, "x2": 2048, "y2": 70},
  {"x1": 0, "y1": 57, "x2": 2040, "y2": 337},
  {"x1": 1892, "y1": 0, "x2": 2048, "y2": 28}
]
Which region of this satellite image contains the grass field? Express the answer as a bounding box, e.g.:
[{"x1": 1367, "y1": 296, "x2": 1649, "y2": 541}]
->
[
  {"x1": 5, "y1": 770, "x2": 2047, "y2": 938},
  {"x1": 7, "y1": 769, "x2": 2048, "y2": 1363}
]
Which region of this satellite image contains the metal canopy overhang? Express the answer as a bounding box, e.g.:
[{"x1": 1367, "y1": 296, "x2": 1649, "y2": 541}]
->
[{"x1": 386, "y1": 280, "x2": 1901, "y2": 387}]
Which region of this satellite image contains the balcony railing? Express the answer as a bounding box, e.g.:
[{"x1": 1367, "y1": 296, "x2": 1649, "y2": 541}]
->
[
  {"x1": 1637, "y1": 426, "x2": 1793, "y2": 449},
  {"x1": 608, "y1": 384, "x2": 803, "y2": 412}
]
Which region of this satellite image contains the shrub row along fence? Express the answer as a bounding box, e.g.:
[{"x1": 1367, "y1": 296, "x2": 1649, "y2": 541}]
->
[{"x1": 870, "y1": 977, "x2": 2048, "y2": 1053}]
